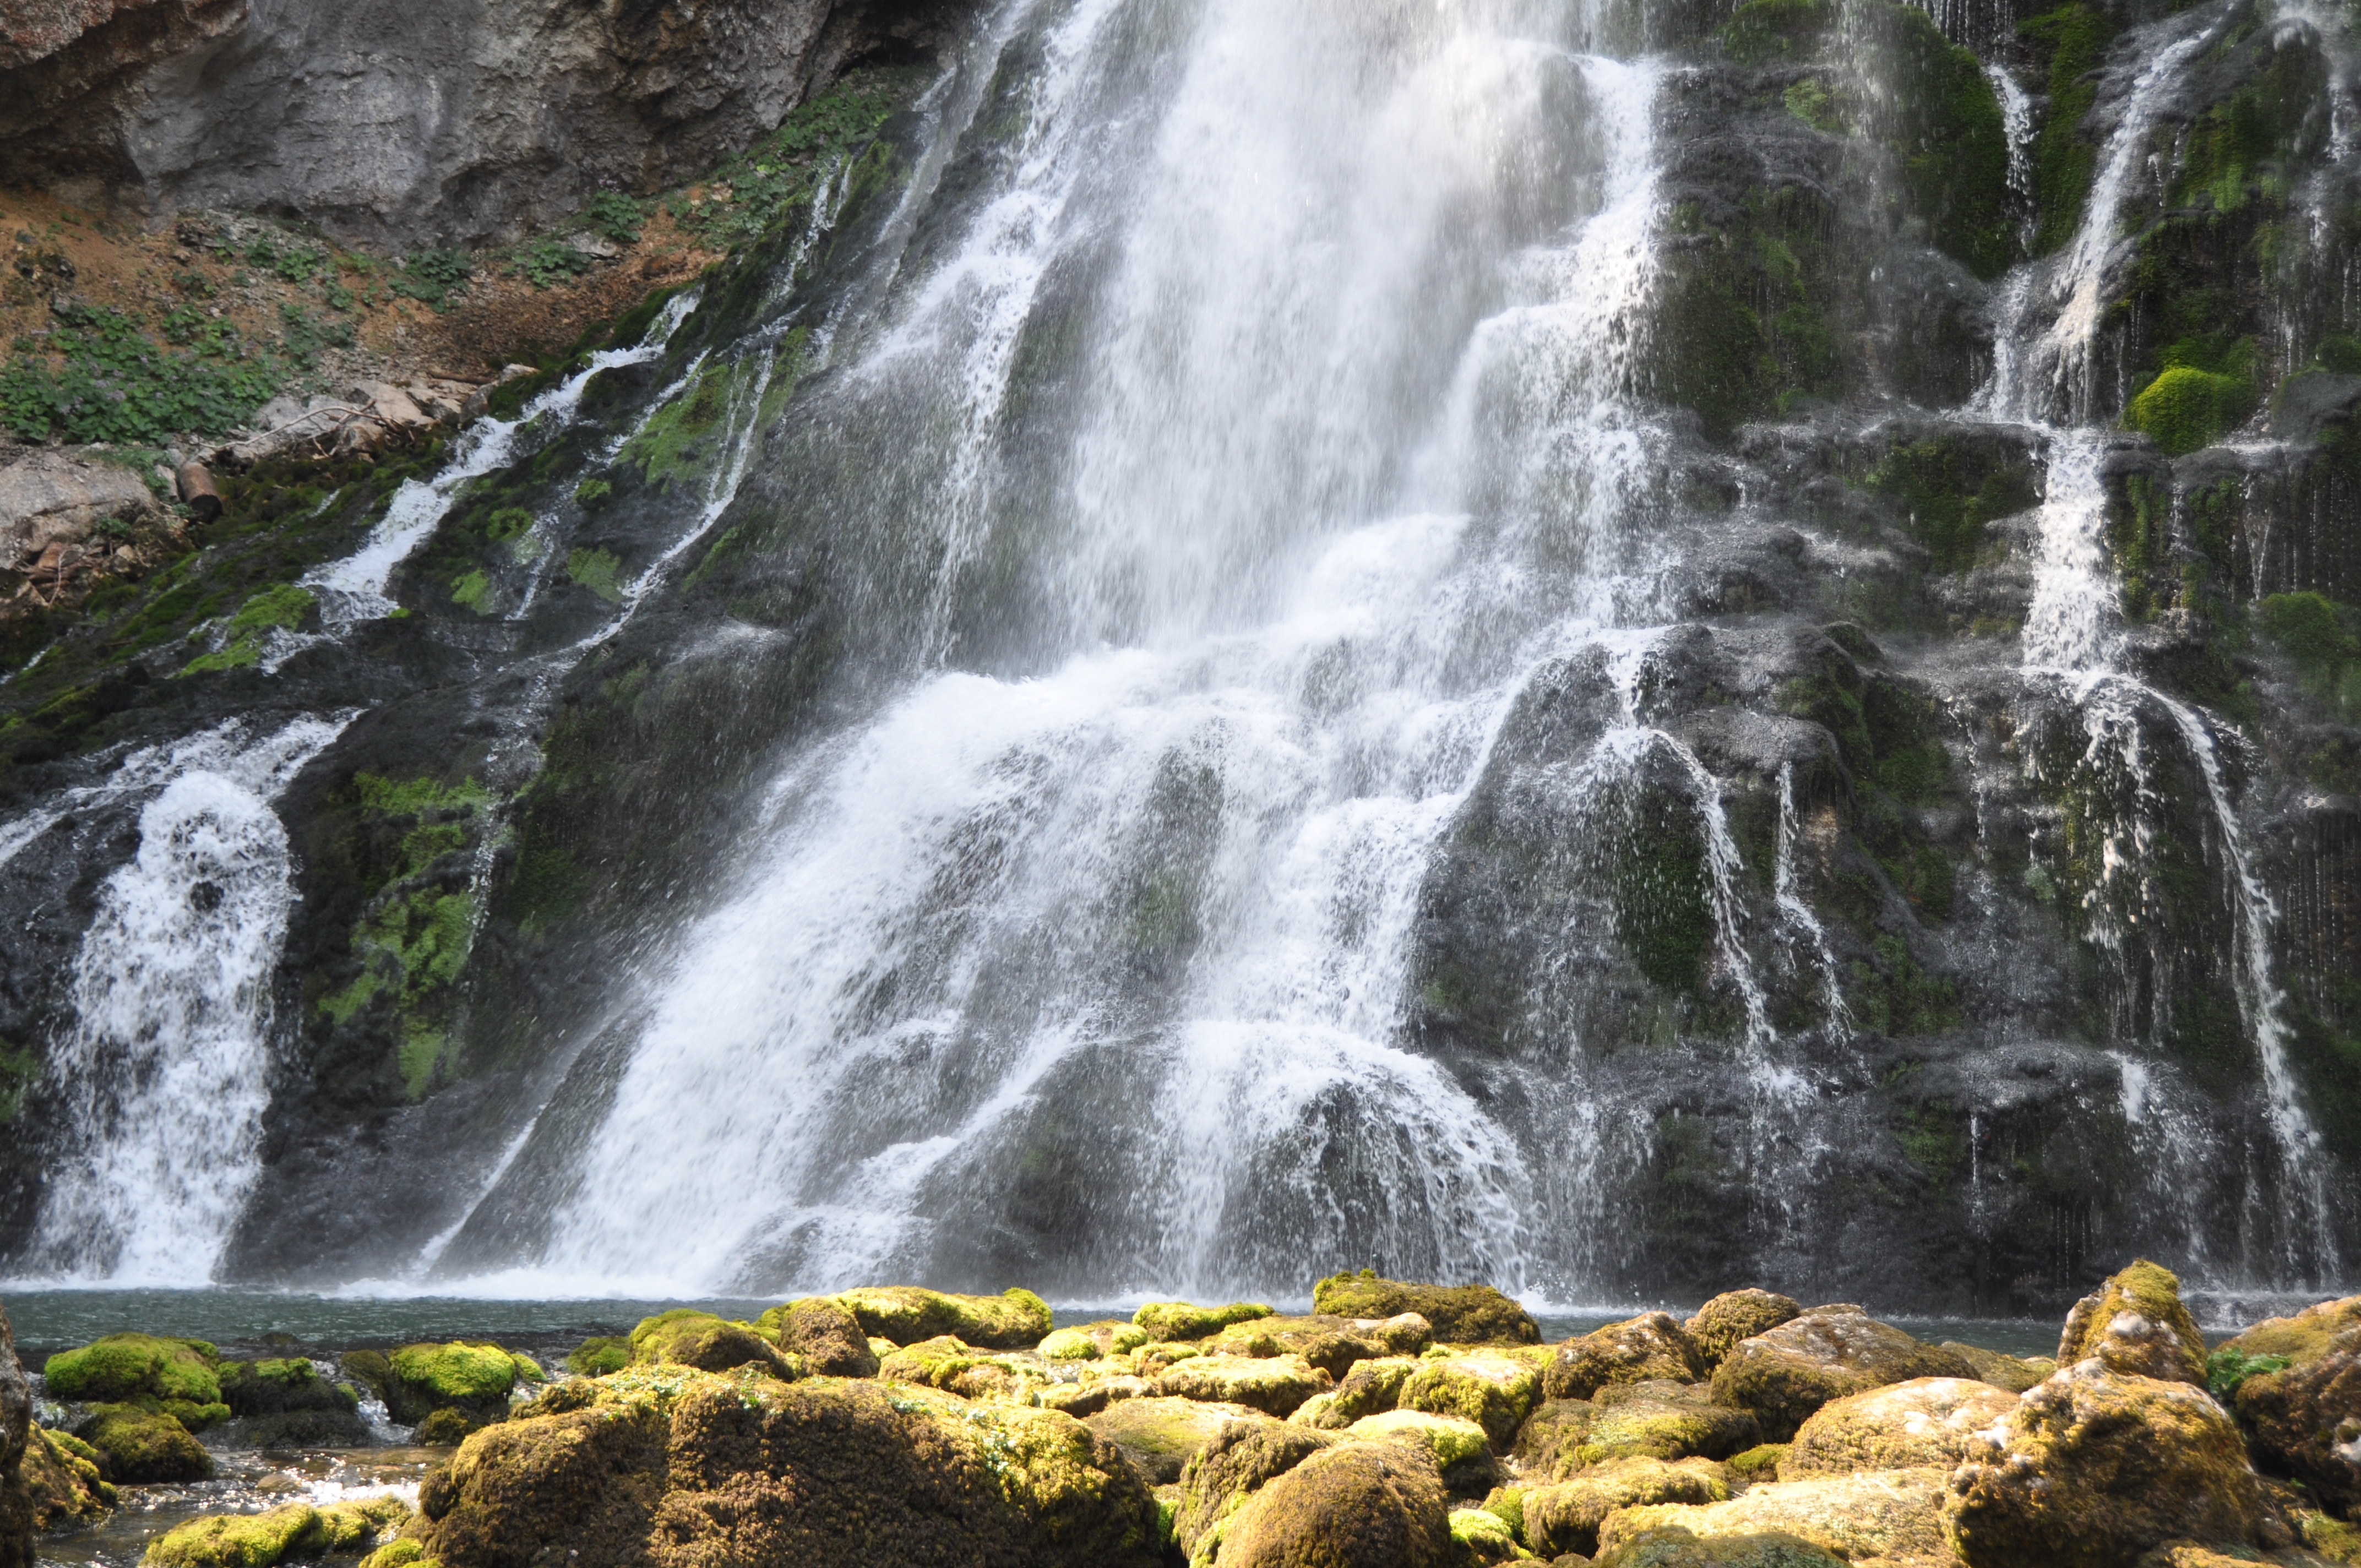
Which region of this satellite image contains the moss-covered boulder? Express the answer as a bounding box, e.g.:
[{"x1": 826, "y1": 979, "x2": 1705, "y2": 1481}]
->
[
  {"x1": 144, "y1": 1498, "x2": 408, "y2": 1567},
  {"x1": 1207, "y1": 1314, "x2": 1415, "y2": 1379},
  {"x1": 1342, "y1": 1410, "x2": 1498, "y2": 1494},
  {"x1": 1685, "y1": 1293, "x2": 1803, "y2": 1371},
  {"x1": 74, "y1": 1404, "x2": 214, "y2": 1483},
  {"x1": 1783, "y1": 1376, "x2": 2018, "y2": 1477},
  {"x1": 1584, "y1": 1384, "x2": 1765, "y2": 1467},
  {"x1": 414, "y1": 1365, "x2": 1162, "y2": 1568},
  {"x1": 1524, "y1": 1457, "x2": 1731, "y2": 1558},
  {"x1": 1449, "y1": 1503, "x2": 1526, "y2": 1566},
  {"x1": 755, "y1": 1297, "x2": 879, "y2": 1376},
  {"x1": 564, "y1": 1337, "x2": 629, "y2": 1378},
  {"x1": 877, "y1": 1334, "x2": 984, "y2": 1389},
  {"x1": 1311, "y1": 1272, "x2": 1538, "y2": 1345},
  {"x1": 1040, "y1": 1320, "x2": 1150, "y2": 1363},
  {"x1": 1087, "y1": 1395, "x2": 1269, "y2": 1484},
  {"x1": 1944, "y1": 1362, "x2": 2263, "y2": 1568},
  {"x1": 1711, "y1": 1308, "x2": 1973, "y2": 1440},
  {"x1": 1511, "y1": 1399, "x2": 1600, "y2": 1481},
  {"x1": 43, "y1": 1336, "x2": 221, "y2": 1407},
  {"x1": 1038, "y1": 1374, "x2": 1150, "y2": 1418},
  {"x1": 1156, "y1": 1354, "x2": 1333, "y2": 1418},
  {"x1": 2212, "y1": 1294, "x2": 2361, "y2": 1514},
  {"x1": 383, "y1": 1343, "x2": 538, "y2": 1428},
  {"x1": 1939, "y1": 1342, "x2": 2054, "y2": 1393},
  {"x1": 832, "y1": 1286, "x2": 1051, "y2": 1349},
  {"x1": 1592, "y1": 1526, "x2": 1848, "y2": 1567},
  {"x1": 1546, "y1": 1314, "x2": 1706, "y2": 1400},
  {"x1": 15, "y1": 1428, "x2": 112, "y2": 1531},
  {"x1": 1292, "y1": 1355, "x2": 1418, "y2": 1430},
  {"x1": 1175, "y1": 1419, "x2": 1338, "y2": 1558},
  {"x1": 1211, "y1": 1439, "x2": 1455, "y2": 1568},
  {"x1": 1397, "y1": 1353, "x2": 1543, "y2": 1450},
  {"x1": 2055, "y1": 1261, "x2": 2207, "y2": 1386},
  {"x1": 1600, "y1": 1467, "x2": 1954, "y2": 1565},
  {"x1": 1134, "y1": 1301, "x2": 1275, "y2": 1342},
  {"x1": 218, "y1": 1359, "x2": 355, "y2": 1419},
  {"x1": 628, "y1": 1310, "x2": 797, "y2": 1378},
  {"x1": 1728, "y1": 1444, "x2": 1787, "y2": 1485}
]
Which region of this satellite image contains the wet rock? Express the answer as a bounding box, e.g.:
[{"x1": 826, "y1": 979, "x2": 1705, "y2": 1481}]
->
[
  {"x1": 380, "y1": 1342, "x2": 539, "y2": 1428},
  {"x1": 1525, "y1": 1457, "x2": 1732, "y2": 1559},
  {"x1": 1782, "y1": 1377, "x2": 2017, "y2": 1476},
  {"x1": 73, "y1": 1403, "x2": 213, "y2": 1483},
  {"x1": 0, "y1": 1305, "x2": 30, "y2": 1568},
  {"x1": 757, "y1": 1296, "x2": 879, "y2": 1376},
  {"x1": 1944, "y1": 1362, "x2": 2264, "y2": 1568},
  {"x1": 1711, "y1": 1308, "x2": 1974, "y2": 1441},
  {"x1": 0, "y1": 448, "x2": 158, "y2": 571},
  {"x1": 1399, "y1": 1352, "x2": 1545, "y2": 1449},
  {"x1": 1311, "y1": 1272, "x2": 1539, "y2": 1344},
  {"x1": 1134, "y1": 1300, "x2": 1276, "y2": 1342},
  {"x1": 12, "y1": 1428, "x2": 111, "y2": 1533},
  {"x1": 1292, "y1": 1355, "x2": 1419, "y2": 1429},
  {"x1": 1208, "y1": 1439, "x2": 1455, "y2": 1568},
  {"x1": 1684, "y1": 1292, "x2": 1803, "y2": 1371},
  {"x1": 2213, "y1": 1294, "x2": 2361, "y2": 1516},
  {"x1": 1599, "y1": 1467, "x2": 1955, "y2": 1567},
  {"x1": 629, "y1": 1309, "x2": 798, "y2": 1378},
  {"x1": 1087, "y1": 1395, "x2": 1270, "y2": 1484},
  {"x1": 1937, "y1": 1343, "x2": 2054, "y2": 1394},
  {"x1": 146, "y1": 1498, "x2": 409, "y2": 1568},
  {"x1": 832, "y1": 1285, "x2": 1051, "y2": 1349},
  {"x1": 214, "y1": 1357, "x2": 370, "y2": 1447},
  {"x1": 2055, "y1": 1260, "x2": 2207, "y2": 1385},
  {"x1": 1156, "y1": 1353, "x2": 1334, "y2": 1419},
  {"x1": 1546, "y1": 1313, "x2": 1707, "y2": 1401}
]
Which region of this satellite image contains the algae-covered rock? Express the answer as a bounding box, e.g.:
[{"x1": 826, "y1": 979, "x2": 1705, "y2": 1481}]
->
[
  {"x1": 1041, "y1": 1320, "x2": 1150, "y2": 1362},
  {"x1": 1783, "y1": 1376, "x2": 2017, "y2": 1476},
  {"x1": 2213, "y1": 1294, "x2": 2361, "y2": 1514},
  {"x1": 1711, "y1": 1309, "x2": 1972, "y2": 1440},
  {"x1": 43, "y1": 1336, "x2": 222, "y2": 1407},
  {"x1": 1583, "y1": 1384, "x2": 1764, "y2": 1467},
  {"x1": 2055, "y1": 1261, "x2": 2207, "y2": 1386},
  {"x1": 1209, "y1": 1315, "x2": 1400, "y2": 1380},
  {"x1": 1293, "y1": 1355, "x2": 1418, "y2": 1430},
  {"x1": 1040, "y1": 1374, "x2": 1149, "y2": 1418},
  {"x1": 145, "y1": 1498, "x2": 408, "y2": 1567},
  {"x1": 564, "y1": 1337, "x2": 629, "y2": 1378},
  {"x1": 1546, "y1": 1315, "x2": 1705, "y2": 1401},
  {"x1": 1685, "y1": 1294, "x2": 1803, "y2": 1372},
  {"x1": 754, "y1": 1297, "x2": 879, "y2": 1376},
  {"x1": 1342, "y1": 1409, "x2": 1498, "y2": 1492},
  {"x1": 1727, "y1": 1444, "x2": 1786, "y2": 1485},
  {"x1": 833, "y1": 1285, "x2": 1052, "y2": 1349},
  {"x1": 627, "y1": 1310, "x2": 796, "y2": 1378},
  {"x1": 1212, "y1": 1439, "x2": 1456, "y2": 1568},
  {"x1": 1944, "y1": 1361, "x2": 2263, "y2": 1568},
  {"x1": 1449, "y1": 1504, "x2": 1527, "y2": 1566},
  {"x1": 219, "y1": 1359, "x2": 356, "y2": 1418},
  {"x1": 1175, "y1": 1419, "x2": 1338, "y2": 1557},
  {"x1": 1600, "y1": 1467, "x2": 1954, "y2": 1566},
  {"x1": 1938, "y1": 1343, "x2": 2053, "y2": 1394},
  {"x1": 383, "y1": 1343, "x2": 535, "y2": 1428},
  {"x1": 1089, "y1": 1395, "x2": 1269, "y2": 1484},
  {"x1": 1157, "y1": 1354, "x2": 1333, "y2": 1418},
  {"x1": 1135, "y1": 1300, "x2": 1276, "y2": 1342},
  {"x1": 877, "y1": 1333, "x2": 981, "y2": 1389},
  {"x1": 1312, "y1": 1271, "x2": 1538, "y2": 1345},
  {"x1": 1524, "y1": 1457, "x2": 1731, "y2": 1558},
  {"x1": 74, "y1": 1404, "x2": 214, "y2": 1483},
  {"x1": 1592, "y1": 1525, "x2": 1849, "y2": 1567},
  {"x1": 1398, "y1": 1353, "x2": 1543, "y2": 1450},
  {"x1": 16, "y1": 1428, "x2": 113, "y2": 1531},
  {"x1": 2297, "y1": 1509, "x2": 2361, "y2": 1564}
]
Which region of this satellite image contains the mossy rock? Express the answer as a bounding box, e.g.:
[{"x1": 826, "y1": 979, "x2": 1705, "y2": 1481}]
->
[
  {"x1": 1939, "y1": 1342, "x2": 2054, "y2": 1394},
  {"x1": 219, "y1": 1359, "x2": 358, "y2": 1418},
  {"x1": 1524, "y1": 1456, "x2": 1731, "y2": 1558},
  {"x1": 357, "y1": 1542, "x2": 427, "y2": 1568},
  {"x1": 1710, "y1": 1308, "x2": 1972, "y2": 1440},
  {"x1": 2125, "y1": 366, "x2": 2257, "y2": 457},
  {"x1": 1209, "y1": 1314, "x2": 1408, "y2": 1379},
  {"x1": 16, "y1": 1425, "x2": 114, "y2": 1530},
  {"x1": 754, "y1": 1297, "x2": 879, "y2": 1376},
  {"x1": 1155, "y1": 1354, "x2": 1333, "y2": 1419},
  {"x1": 1448, "y1": 1504, "x2": 1526, "y2": 1566},
  {"x1": 1311, "y1": 1272, "x2": 1538, "y2": 1345},
  {"x1": 831, "y1": 1286, "x2": 1051, "y2": 1350},
  {"x1": 1600, "y1": 1466, "x2": 1954, "y2": 1565},
  {"x1": 1342, "y1": 1409, "x2": 1499, "y2": 1496},
  {"x1": 876, "y1": 1334, "x2": 983, "y2": 1390},
  {"x1": 2297, "y1": 1509, "x2": 2361, "y2": 1565},
  {"x1": 1087, "y1": 1395, "x2": 1270, "y2": 1485},
  {"x1": 2055, "y1": 1260, "x2": 2206, "y2": 1385},
  {"x1": 1546, "y1": 1313, "x2": 1705, "y2": 1401},
  {"x1": 1040, "y1": 1375, "x2": 1150, "y2": 1419},
  {"x1": 627, "y1": 1310, "x2": 796, "y2": 1379},
  {"x1": 338, "y1": 1351, "x2": 391, "y2": 1402},
  {"x1": 1040, "y1": 1320, "x2": 1149, "y2": 1363},
  {"x1": 1592, "y1": 1525, "x2": 1851, "y2": 1567},
  {"x1": 1582, "y1": 1384, "x2": 1765, "y2": 1467},
  {"x1": 415, "y1": 1408, "x2": 483, "y2": 1446},
  {"x1": 1397, "y1": 1354, "x2": 1542, "y2": 1450},
  {"x1": 2215, "y1": 1294, "x2": 2361, "y2": 1516},
  {"x1": 43, "y1": 1335, "x2": 221, "y2": 1405},
  {"x1": 1174, "y1": 1419, "x2": 1337, "y2": 1558},
  {"x1": 1684, "y1": 1292, "x2": 1802, "y2": 1371},
  {"x1": 383, "y1": 1343, "x2": 533, "y2": 1427},
  {"x1": 1292, "y1": 1355, "x2": 1418, "y2": 1430},
  {"x1": 145, "y1": 1498, "x2": 408, "y2": 1567},
  {"x1": 1783, "y1": 1376, "x2": 2016, "y2": 1476},
  {"x1": 1133, "y1": 1300, "x2": 1275, "y2": 1342},
  {"x1": 1945, "y1": 1363, "x2": 2263, "y2": 1568},
  {"x1": 73, "y1": 1403, "x2": 214, "y2": 1483},
  {"x1": 1212, "y1": 1439, "x2": 1456, "y2": 1568},
  {"x1": 1511, "y1": 1399, "x2": 1600, "y2": 1481},
  {"x1": 564, "y1": 1337, "x2": 629, "y2": 1378},
  {"x1": 1727, "y1": 1444, "x2": 1787, "y2": 1484}
]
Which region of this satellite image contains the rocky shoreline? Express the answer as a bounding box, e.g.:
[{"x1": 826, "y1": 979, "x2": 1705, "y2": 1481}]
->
[{"x1": 1, "y1": 1262, "x2": 2355, "y2": 1567}]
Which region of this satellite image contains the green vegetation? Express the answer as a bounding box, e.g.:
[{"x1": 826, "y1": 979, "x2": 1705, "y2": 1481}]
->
[
  {"x1": 45, "y1": 1333, "x2": 222, "y2": 1403},
  {"x1": 2259, "y1": 591, "x2": 2360, "y2": 717},
  {"x1": 1613, "y1": 784, "x2": 1716, "y2": 995},
  {"x1": 566, "y1": 547, "x2": 624, "y2": 602},
  {"x1": 390, "y1": 248, "x2": 475, "y2": 310},
  {"x1": 2125, "y1": 337, "x2": 2260, "y2": 454},
  {"x1": 2020, "y1": 3, "x2": 2119, "y2": 254},
  {"x1": 573, "y1": 477, "x2": 612, "y2": 507},
  {"x1": 667, "y1": 67, "x2": 926, "y2": 249},
  {"x1": 179, "y1": 584, "x2": 315, "y2": 674},
  {"x1": 1, "y1": 303, "x2": 285, "y2": 444},
  {"x1": 0, "y1": 1039, "x2": 34, "y2": 1123},
  {"x1": 585, "y1": 190, "x2": 645, "y2": 245},
  {"x1": 1864, "y1": 439, "x2": 2038, "y2": 572},
  {"x1": 506, "y1": 237, "x2": 594, "y2": 290},
  {"x1": 2205, "y1": 1346, "x2": 2293, "y2": 1402}
]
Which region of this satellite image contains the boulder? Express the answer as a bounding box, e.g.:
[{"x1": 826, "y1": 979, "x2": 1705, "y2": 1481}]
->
[
  {"x1": 1312, "y1": 1271, "x2": 1539, "y2": 1344},
  {"x1": 1783, "y1": 1377, "x2": 2019, "y2": 1476},
  {"x1": 1938, "y1": 1342, "x2": 2054, "y2": 1393},
  {"x1": 1599, "y1": 1467, "x2": 1955, "y2": 1566},
  {"x1": 1547, "y1": 1314, "x2": 1707, "y2": 1400},
  {"x1": 215, "y1": 1358, "x2": 369, "y2": 1447},
  {"x1": 1449, "y1": 1504, "x2": 1525, "y2": 1566},
  {"x1": 1685, "y1": 1293, "x2": 1804, "y2": 1371},
  {"x1": 1513, "y1": 1399, "x2": 1602, "y2": 1480},
  {"x1": 1593, "y1": 1526, "x2": 1848, "y2": 1566},
  {"x1": 1210, "y1": 1440, "x2": 1456, "y2": 1568},
  {"x1": 1341, "y1": 1410, "x2": 1498, "y2": 1491},
  {"x1": 1524, "y1": 1457, "x2": 1731, "y2": 1558},
  {"x1": 1398, "y1": 1353, "x2": 1544, "y2": 1449},
  {"x1": 13, "y1": 1428, "x2": 111, "y2": 1531},
  {"x1": 383, "y1": 1342, "x2": 540, "y2": 1428},
  {"x1": 2055, "y1": 1261, "x2": 2207, "y2": 1386},
  {"x1": 42, "y1": 1333, "x2": 221, "y2": 1406},
  {"x1": 832, "y1": 1286, "x2": 1052, "y2": 1349},
  {"x1": 1711, "y1": 1308, "x2": 1973, "y2": 1440},
  {"x1": 874, "y1": 1335, "x2": 1043, "y2": 1402},
  {"x1": 1134, "y1": 1300, "x2": 1276, "y2": 1342},
  {"x1": 1039, "y1": 1320, "x2": 1149, "y2": 1362},
  {"x1": 1944, "y1": 1361, "x2": 2264, "y2": 1568},
  {"x1": 1292, "y1": 1355, "x2": 1419, "y2": 1429},
  {"x1": 756, "y1": 1297, "x2": 878, "y2": 1377},
  {"x1": 1208, "y1": 1314, "x2": 1408, "y2": 1379},
  {"x1": 0, "y1": 448, "x2": 157, "y2": 571},
  {"x1": 1587, "y1": 1384, "x2": 1764, "y2": 1466},
  {"x1": 566, "y1": 1337, "x2": 630, "y2": 1378},
  {"x1": 1157, "y1": 1355, "x2": 1334, "y2": 1419},
  {"x1": 2213, "y1": 1294, "x2": 2361, "y2": 1515},
  {"x1": 1089, "y1": 1396, "x2": 1269, "y2": 1484},
  {"x1": 73, "y1": 1403, "x2": 213, "y2": 1482},
  {"x1": 1176, "y1": 1420, "x2": 1339, "y2": 1557},
  {"x1": 1039, "y1": 1375, "x2": 1149, "y2": 1418},
  {"x1": 628, "y1": 1310, "x2": 797, "y2": 1378},
  {"x1": 146, "y1": 1498, "x2": 407, "y2": 1568}
]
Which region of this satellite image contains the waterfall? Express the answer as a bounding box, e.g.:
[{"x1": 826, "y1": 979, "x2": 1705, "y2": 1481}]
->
[
  {"x1": 1774, "y1": 763, "x2": 1848, "y2": 1037},
  {"x1": 23, "y1": 715, "x2": 351, "y2": 1284}
]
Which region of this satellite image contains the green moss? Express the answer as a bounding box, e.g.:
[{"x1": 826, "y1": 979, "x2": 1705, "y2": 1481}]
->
[
  {"x1": 2125, "y1": 366, "x2": 2259, "y2": 455},
  {"x1": 74, "y1": 1402, "x2": 216, "y2": 1482},
  {"x1": 2020, "y1": 3, "x2": 2119, "y2": 255},
  {"x1": 1309, "y1": 1272, "x2": 1538, "y2": 1344},
  {"x1": 449, "y1": 569, "x2": 494, "y2": 614},
  {"x1": 1133, "y1": 1300, "x2": 1275, "y2": 1341},
  {"x1": 1864, "y1": 440, "x2": 2038, "y2": 573},
  {"x1": 388, "y1": 1342, "x2": 520, "y2": 1410},
  {"x1": 1720, "y1": 0, "x2": 1834, "y2": 66},
  {"x1": 178, "y1": 583, "x2": 317, "y2": 674},
  {"x1": 565, "y1": 547, "x2": 624, "y2": 602},
  {"x1": 45, "y1": 1333, "x2": 221, "y2": 1403},
  {"x1": 573, "y1": 477, "x2": 612, "y2": 507},
  {"x1": 2259, "y1": 592, "x2": 2361, "y2": 718},
  {"x1": 0, "y1": 1038, "x2": 36, "y2": 1123},
  {"x1": 2205, "y1": 1346, "x2": 2293, "y2": 1401},
  {"x1": 567, "y1": 1336, "x2": 630, "y2": 1376},
  {"x1": 1613, "y1": 783, "x2": 1715, "y2": 996}
]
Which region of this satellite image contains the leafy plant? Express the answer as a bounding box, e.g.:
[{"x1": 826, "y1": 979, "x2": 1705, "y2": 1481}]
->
[
  {"x1": 2205, "y1": 1347, "x2": 2292, "y2": 1402},
  {"x1": 584, "y1": 190, "x2": 644, "y2": 245},
  {"x1": 0, "y1": 304, "x2": 282, "y2": 444},
  {"x1": 508, "y1": 237, "x2": 592, "y2": 290},
  {"x1": 392, "y1": 249, "x2": 475, "y2": 310}
]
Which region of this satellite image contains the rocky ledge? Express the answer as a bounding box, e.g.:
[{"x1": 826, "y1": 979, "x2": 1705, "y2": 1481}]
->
[{"x1": 3, "y1": 1262, "x2": 2358, "y2": 1568}]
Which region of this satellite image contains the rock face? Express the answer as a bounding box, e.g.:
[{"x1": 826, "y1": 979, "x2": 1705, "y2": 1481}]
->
[
  {"x1": 0, "y1": 0, "x2": 971, "y2": 243},
  {"x1": 2215, "y1": 1294, "x2": 2361, "y2": 1516},
  {"x1": 0, "y1": 1304, "x2": 31, "y2": 1568},
  {"x1": 0, "y1": 449, "x2": 157, "y2": 572}
]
